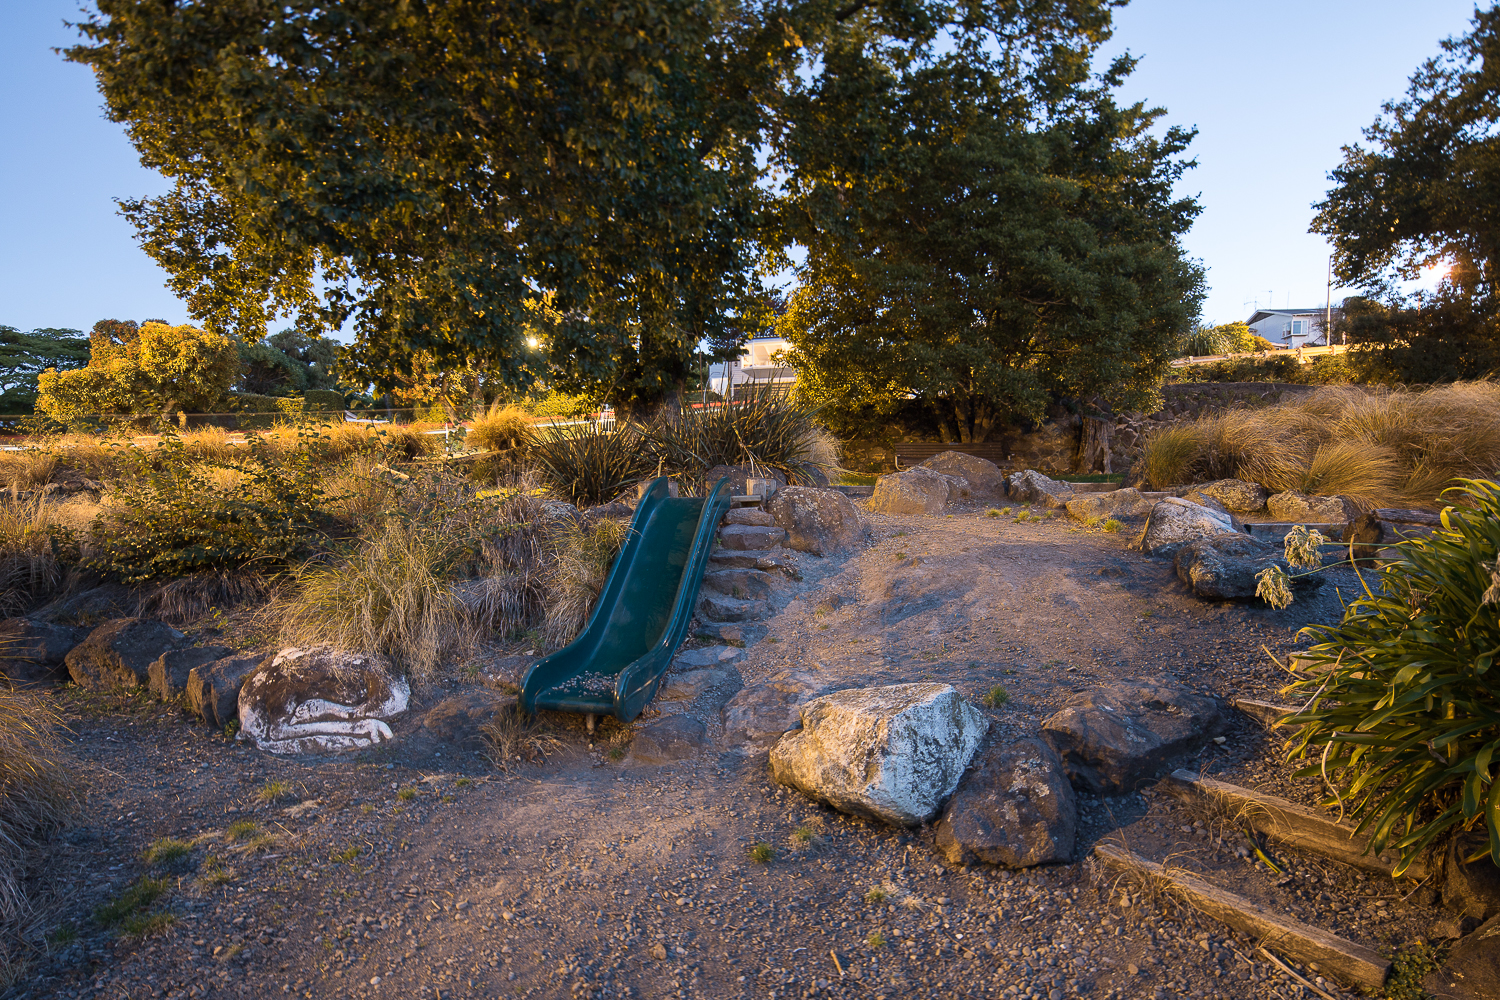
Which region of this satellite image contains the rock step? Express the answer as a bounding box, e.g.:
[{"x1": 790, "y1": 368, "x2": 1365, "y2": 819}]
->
[
  {"x1": 708, "y1": 549, "x2": 802, "y2": 579},
  {"x1": 718, "y1": 524, "x2": 788, "y2": 551},
  {"x1": 701, "y1": 567, "x2": 775, "y2": 600},
  {"x1": 696, "y1": 592, "x2": 769, "y2": 623},
  {"x1": 1095, "y1": 842, "x2": 1390, "y2": 992},
  {"x1": 1242, "y1": 521, "x2": 1347, "y2": 542},
  {"x1": 1159, "y1": 768, "x2": 1425, "y2": 879},
  {"x1": 693, "y1": 621, "x2": 764, "y2": 646}
]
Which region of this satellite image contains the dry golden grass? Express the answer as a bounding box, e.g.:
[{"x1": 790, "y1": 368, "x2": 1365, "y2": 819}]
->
[
  {"x1": 467, "y1": 404, "x2": 535, "y2": 453},
  {"x1": 278, "y1": 520, "x2": 467, "y2": 680},
  {"x1": 0, "y1": 500, "x2": 78, "y2": 616},
  {"x1": 542, "y1": 517, "x2": 631, "y2": 648},
  {"x1": 1140, "y1": 381, "x2": 1500, "y2": 508},
  {"x1": 0, "y1": 688, "x2": 82, "y2": 923},
  {"x1": 0, "y1": 452, "x2": 58, "y2": 491},
  {"x1": 319, "y1": 454, "x2": 400, "y2": 525},
  {"x1": 179, "y1": 426, "x2": 238, "y2": 463}
]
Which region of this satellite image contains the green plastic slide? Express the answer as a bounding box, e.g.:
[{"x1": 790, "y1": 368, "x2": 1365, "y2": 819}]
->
[{"x1": 521, "y1": 476, "x2": 732, "y2": 723}]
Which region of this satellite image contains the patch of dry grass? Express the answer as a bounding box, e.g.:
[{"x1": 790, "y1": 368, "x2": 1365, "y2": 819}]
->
[
  {"x1": 0, "y1": 452, "x2": 59, "y2": 491},
  {"x1": 480, "y1": 706, "x2": 565, "y2": 771},
  {"x1": 0, "y1": 689, "x2": 82, "y2": 923},
  {"x1": 1139, "y1": 381, "x2": 1500, "y2": 507},
  {"x1": 468, "y1": 404, "x2": 535, "y2": 453},
  {"x1": 0, "y1": 499, "x2": 80, "y2": 616},
  {"x1": 542, "y1": 517, "x2": 631, "y2": 648}
]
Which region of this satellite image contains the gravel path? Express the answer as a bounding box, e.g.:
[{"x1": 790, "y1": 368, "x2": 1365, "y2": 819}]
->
[{"x1": 10, "y1": 502, "x2": 1434, "y2": 1000}]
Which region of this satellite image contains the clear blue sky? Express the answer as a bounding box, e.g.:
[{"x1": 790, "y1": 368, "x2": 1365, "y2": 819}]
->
[{"x1": 0, "y1": 0, "x2": 1481, "y2": 335}]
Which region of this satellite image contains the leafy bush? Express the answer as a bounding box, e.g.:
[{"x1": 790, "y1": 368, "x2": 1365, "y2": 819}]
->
[
  {"x1": 38, "y1": 322, "x2": 239, "y2": 419},
  {"x1": 0, "y1": 689, "x2": 82, "y2": 922},
  {"x1": 1282, "y1": 480, "x2": 1500, "y2": 874},
  {"x1": 532, "y1": 422, "x2": 651, "y2": 506},
  {"x1": 87, "y1": 436, "x2": 329, "y2": 582}
]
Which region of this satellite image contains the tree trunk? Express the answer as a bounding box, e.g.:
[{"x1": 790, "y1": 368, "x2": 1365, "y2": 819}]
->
[{"x1": 1077, "y1": 416, "x2": 1112, "y2": 473}]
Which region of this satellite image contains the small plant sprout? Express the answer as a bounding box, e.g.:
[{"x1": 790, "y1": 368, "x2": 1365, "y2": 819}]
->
[
  {"x1": 226, "y1": 820, "x2": 258, "y2": 842},
  {"x1": 1255, "y1": 564, "x2": 1294, "y2": 610},
  {"x1": 607, "y1": 747, "x2": 625, "y2": 761},
  {"x1": 1101, "y1": 518, "x2": 1123, "y2": 533},
  {"x1": 1000, "y1": 507, "x2": 1011, "y2": 515},
  {"x1": 749, "y1": 842, "x2": 775, "y2": 863},
  {"x1": 142, "y1": 838, "x2": 192, "y2": 867},
  {"x1": 867, "y1": 931, "x2": 886, "y2": 949},
  {"x1": 397, "y1": 787, "x2": 417, "y2": 802},
  {"x1": 1282, "y1": 525, "x2": 1327, "y2": 569},
  {"x1": 980, "y1": 686, "x2": 1010, "y2": 708},
  {"x1": 864, "y1": 886, "x2": 888, "y2": 904},
  {"x1": 331, "y1": 844, "x2": 362, "y2": 866},
  {"x1": 791, "y1": 824, "x2": 815, "y2": 847},
  {"x1": 93, "y1": 877, "x2": 169, "y2": 927},
  {"x1": 986, "y1": 509, "x2": 1001, "y2": 518},
  {"x1": 255, "y1": 780, "x2": 292, "y2": 804}
]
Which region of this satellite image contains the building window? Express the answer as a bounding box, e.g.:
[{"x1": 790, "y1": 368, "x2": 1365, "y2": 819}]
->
[{"x1": 1292, "y1": 320, "x2": 1305, "y2": 340}]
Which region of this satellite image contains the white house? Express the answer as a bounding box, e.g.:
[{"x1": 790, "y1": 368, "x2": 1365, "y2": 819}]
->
[
  {"x1": 1246, "y1": 307, "x2": 1336, "y2": 348},
  {"x1": 707, "y1": 335, "x2": 796, "y2": 397}
]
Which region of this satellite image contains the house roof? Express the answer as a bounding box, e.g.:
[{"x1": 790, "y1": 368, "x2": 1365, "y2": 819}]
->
[{"x1": 1246, "y1": 308, "x2": 1327, "y2": 325}]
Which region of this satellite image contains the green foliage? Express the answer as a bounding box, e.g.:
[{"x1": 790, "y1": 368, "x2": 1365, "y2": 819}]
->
[
  {"x1": 236, "y1": 339, "x2": 307, "y2": 397},
  {"x1": 69, "y1": 0, "x2": 1126, "y2": 415},
  {"x1": 86, "y1": 433, "x2": 330, "y2": 582},
  {"x1": 0, "y1": 326, "x2": 90, "y2": 413},
  {"x1": 1332, "y1": 293, "x2": 1500, "y2": 385},
  {"x1": 93, "y1": 877, "x2": 169, "y2": 927},
  {"x1": 748, "y1": 842, "x2": 775, "y2": 863},
  {"x1": 268, "y1": 329, "x2": 340, "y2": 391},
  {"x1": 302, "y1": 389, "x2": 345, "y2": 414},
  {"x1": 1283, "y1": 480, "x2": 1500, "y2": 875},
  {"x1": 779, "y1": 53, "x2": 1203, "y2": 441},
  {"x1": 37, "y1": 321, "x2": 239, "y2": 419},
  {"x1": 532, "y1": 423, "x2": 651, "y2": 506},
  {"x1": 980, "y1": 686, "x2": 1010, "y2": 708},
  {"x1": 1180, "y1": 321, "x2": 1275, "y2": 357},
  {"x1": 527, "y1": 390, "x2": 596, "y2": 420},
  {"x1": 1384, "y1": 940, "x2": 1446, "y2": 1000}
]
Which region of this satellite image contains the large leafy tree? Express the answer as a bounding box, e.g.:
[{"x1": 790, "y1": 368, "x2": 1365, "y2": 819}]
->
[
  {"x1": 37, "y1": 321, "x2": 240, "y2": 420},
  {"x1": 1312, "y1": 7, "x2": 1500, "y2": 380},
  {"x1": 778, "y1": 47, "x2": 1203, "y2": 441},
  {"x1": 67, "y1": 0, "x2": 1120, "y2": 415},
  {"x1": 0, "y1": 326, "x2": 91, "y2": 413}
]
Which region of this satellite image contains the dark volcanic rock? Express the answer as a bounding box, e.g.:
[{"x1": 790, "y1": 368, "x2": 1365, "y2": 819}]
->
[
  {"x1": 935, "y1": 738, "x2": 1077, "y2": 868},
  {"x1": 1040, "y1": 680, "x2": 1227, "y2": 793},
  {"x1": 0, "y1": 618, "x2": 89, "y2": 687},
  {"x1": 148, "y1": 645, "x2": 232, "y2": 701},
  {"x1": 186, "y1": 654, "x2": 265, "y2": 728},
  {"x1": 1443, "y1": 832, "x2": 1500, "y2": 922},
  {"x1": 1174, "y1": 532, "x2": 1325, "y2": 601},
  {"x1": 1424, "y1": 913, "x2": 1500, "y2": 1000},
  {"x1": 627, "y1": 715, "x2": 707, "y2": 765},
  {"x1": 64, "y1": 618, "x2": 187, "y2": 691}
]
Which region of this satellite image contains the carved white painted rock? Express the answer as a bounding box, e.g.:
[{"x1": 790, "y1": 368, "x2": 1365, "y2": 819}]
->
[{"x1": 238, "y1": 647, "x2": 409, "y2": 754}]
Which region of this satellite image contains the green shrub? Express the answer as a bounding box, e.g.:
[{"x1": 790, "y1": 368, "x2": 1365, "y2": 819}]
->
[
  {"x1": 532, "y1": 422, "x2": 651, "y2": 506},
  {"x1": 302, "y1": 389, "x2": 345, "y2": 415},
  {"x1": 87, "y1": 435, "x2": 329, "y2": 582},
  {"x1": 1282, "y1": 480, "x2": 1500, "y2": 875}
]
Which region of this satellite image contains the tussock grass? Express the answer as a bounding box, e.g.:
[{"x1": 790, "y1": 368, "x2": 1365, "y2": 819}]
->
[
  {"x1": 319, "y1": 454, "x2": 401, "y2": 526},
  {"x1": 0, "y1": 689, "x2": 81, "y2": 923},
  {"x1": 138, "y1": 570, "x2": 270, "y2": 624},
  {"x1": 0, "y1": 451, "x2": 59, "y2": 490},
  {"x1": 480, "y1": 706, "x2": 566, "y2": 771},
  {"x1": 279, "y1": 520, "x2": 465, "y2": 680},
  {"x1": 468, "y1": 404, "x2": 535, "y2": 453},
  {"x1": 0, "y1": 499, "x2": 79, "y2": 616},
  {"x1": 179, "y1": 426, "x2": 237, "y2": 464},
  {"x1": 1138, "y1": 381, "x2": 1500, "y2": 507},
  {"x1": 542, "y1": 517, "x2": 631, "y2": 648},
  {"x1": 533, "y1": 422, "x2": 650, "y2": 506}
]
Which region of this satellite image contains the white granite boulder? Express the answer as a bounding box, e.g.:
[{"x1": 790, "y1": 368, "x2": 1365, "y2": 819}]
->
[
  {"x1": 1005, "y1": 470, "x2": 1074, "y2": 508},
  {"x1": 1064, "y1": 488, "x2": 1154, "y2": 523},
  {"x1": 238, "y1": 647, "x2": 410, "y2": 754},
  {"x1": 1134, "y1": 497, "x2": 1237, "y2": 557},
  {"x1": 770, "y1": 683, "x2": 988, "y2": 826}
]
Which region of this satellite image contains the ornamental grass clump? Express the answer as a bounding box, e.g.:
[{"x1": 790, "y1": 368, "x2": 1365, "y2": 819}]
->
[
  {"x1": 1280, "y1": 479, "x2": 1500, "y2": 875},
  {"x1": 532, "y1": 422, "x2": 651, "y2": 506},
  {"x1": 638, "y1": 391, "x2": 824, "y2": 486},
  {"x1": 0, "y1": 689, "x2": 82, "y2": 923}
]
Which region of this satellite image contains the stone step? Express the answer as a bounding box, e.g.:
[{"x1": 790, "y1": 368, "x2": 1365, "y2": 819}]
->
[
  {"x1": 693, "y1": 621, "x2": 765, "y2": 646},
  {"x1": 701, "y1": 567, "x2": 775, "y2": 601},
  {"x1": 696, "y1": 592, "x2": 770, "y2": 623},
  {"x1": 709, "y1": 549, "x2": 801, "y2": 578},
  {"x1": 1095, "y1": 842, "x2": 1390, "y2": 992},
  {"x1": 718, "y1": 524, "x2": 788, "y2": 550}
]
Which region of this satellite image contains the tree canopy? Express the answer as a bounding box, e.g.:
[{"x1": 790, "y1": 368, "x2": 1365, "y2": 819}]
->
[
  {"x1": 0, "y1": 326, "x2": 91, "y2": 413},
  {"x1": 68, "y1": 0, "x2": 1125, "y2": 413},
  {"x1": 37, "y1": 321, "x2": 239, "y2": 420},
  {"x1": 777, "y1": 48, "x2": 1203, "y2": 441}
]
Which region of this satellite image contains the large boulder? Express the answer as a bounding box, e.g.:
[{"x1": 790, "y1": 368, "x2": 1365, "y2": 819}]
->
[
  {"x1": 1005, "y1": 470, "x2": 1074, "y2": 506},
  {"x1": 1064, "y1": 488, "x2": 1154, "y2": 524},
  {"x1": 721, "y1": 669, "x2": 825, "y2": 743},
  {"x1": 1442, "y1": 832, "x2": 1500, "y2": 922},
  {"x1": 1423, "y1": 913, "x2": 1500, "y2": 1000},
  {"x1": 626, "y1": 715, "x2": 708, "y2": 765},
  {"x1": 148, "y1": 645, "x2": 232, "y2": 702},
  {"x1": 237, "y1": 647, "x2": 410, "y2": 754},
  {"x1": 1134, "y1": 498, "x2": 1237, "y2": 557},
  {"x1": 64, "y1": 618, "x2": 188, "y2": 691},
  {"x1": 0, "y1": 619, "x2": 88, "y2": 687},
  {"x1": 1174, "y1": 533, "x2": 1325, "y2": 601},
  {"x1": 935, "y1": 738, "x2": 1077, "y2": 868},
  {"x1": 765, "y1": 487, "x2": 866, "y2": 557},
  {"x1": 1266, "y1": 491, "x2": 1356, "y2": 523},
  {"x1": 1041, "y1": 680, "x2": 1227, "y2": 793},
  {"x1": 869, "y1": 468, "x2": 967, "y2": 516},
  {"x1": 769, "y1": 683, "x2": 988, "y2": 826},
  {"x1": 421, "y1": 688, "x2": 517, "y2": 747},
  {"x1": 1184, "y1": 479, "x2": 1269, "y2": 513},
  {"x1": 917, "y1": 452, "x2": 1005, "y2": 496},
  {"x1": 187, "y1": 654, "x2": 266, "y2": 727}
]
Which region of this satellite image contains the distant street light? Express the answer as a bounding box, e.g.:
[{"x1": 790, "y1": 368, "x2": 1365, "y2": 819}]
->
[{"x1": 526, "y1": 337, "x2": 539, "y2": 348}]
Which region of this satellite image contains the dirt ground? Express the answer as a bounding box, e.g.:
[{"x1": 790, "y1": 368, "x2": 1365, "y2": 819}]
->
[{"x1": 9, "y1": 500, "x2": 1441, "y2": 1000}]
